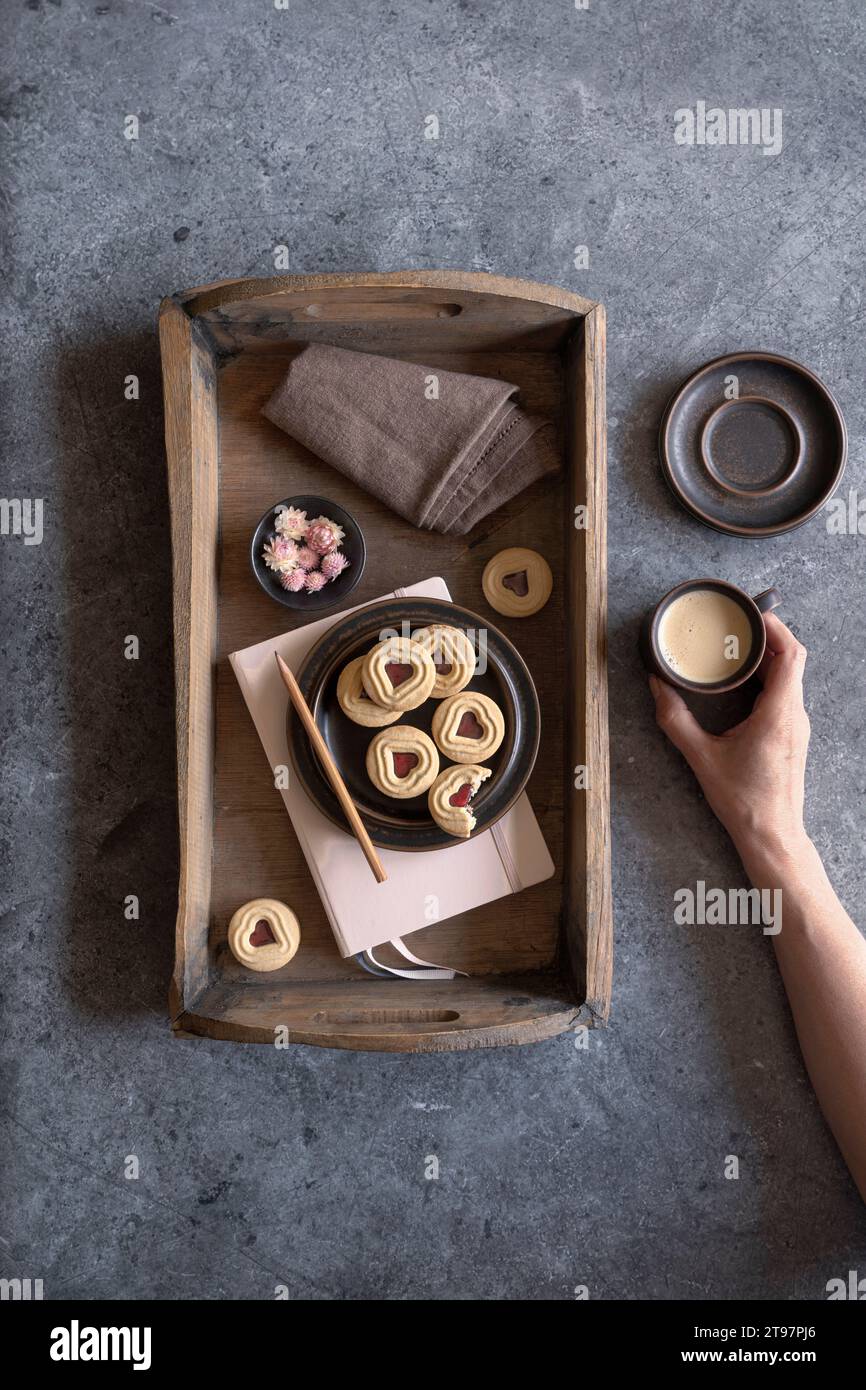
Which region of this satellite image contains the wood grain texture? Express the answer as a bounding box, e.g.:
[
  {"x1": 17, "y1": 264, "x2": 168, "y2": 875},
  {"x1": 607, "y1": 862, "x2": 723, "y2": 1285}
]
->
[
  {"x1": 158, "y1": 298, "x2": 220, "y2": 1017},
  {"x1": 175, "y1": 973, "x2": 579, "y2": 1052},
  {"x1": 159, "y1": 271, "x2": 612, "y2": 1049},
  {"x1": 566, "y1": 306, "x2": 613, "y2": 1023},
  {"x1": 172, "y1": 270, "x2": 598, "y2": 358},
  {"x1": 211, "y1": 347, "x2": 566, "y2": 983}
]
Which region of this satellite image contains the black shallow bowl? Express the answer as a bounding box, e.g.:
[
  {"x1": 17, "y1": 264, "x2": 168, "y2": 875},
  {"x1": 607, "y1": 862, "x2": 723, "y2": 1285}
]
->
[
  {"x1": 287, "y1": 598, "x2": 541, "y2": 851},
  {"x1": 250, "y1": 494, "x2": 366, "y2": 610},
  {"x1": 660, "y1": 352, "x2": 847, "y2": 537}
]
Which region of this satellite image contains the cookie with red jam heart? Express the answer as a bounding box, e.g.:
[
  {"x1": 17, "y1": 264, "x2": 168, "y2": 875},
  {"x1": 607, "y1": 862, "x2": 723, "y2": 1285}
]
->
[
  {"x1": 362, "y1": 636, "x2": 437, "y2": 711},
  {"x1": 227, "y1": 898, "x2": 301, "y2": 973},
  {"x1": 411, "y1": 623, "x2": 476, "y2": 698},
  {"x1": 337, "y1": 655, "x2": 401, "y2": 727},
  {"x1": 431, "y1": 691, "x2": 505, "y2": 763},
  {"x1": 366, "y1": 725, "x2": 440, "y2": 799},
  {"x1": 482, "y1": 546, "x2": 553, "y2": 618},
  {"x1": 427, "y1": 764, "x2": 492, "y2": 839}
]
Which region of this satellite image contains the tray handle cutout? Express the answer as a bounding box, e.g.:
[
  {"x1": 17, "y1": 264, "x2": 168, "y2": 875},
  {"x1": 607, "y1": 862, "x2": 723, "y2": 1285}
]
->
[
  {"x1": 302, "y1": 301, "x2": 462, "y2": 322},
  {"x1": 311, "y1": 1008, "x2": 460, "y2": 1025}
]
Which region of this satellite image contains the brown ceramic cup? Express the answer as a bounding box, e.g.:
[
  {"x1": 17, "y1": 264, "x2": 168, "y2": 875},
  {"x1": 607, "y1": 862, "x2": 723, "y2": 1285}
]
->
[{"x1": 640, "y1": 579, "x2": 782, "y2": 694}]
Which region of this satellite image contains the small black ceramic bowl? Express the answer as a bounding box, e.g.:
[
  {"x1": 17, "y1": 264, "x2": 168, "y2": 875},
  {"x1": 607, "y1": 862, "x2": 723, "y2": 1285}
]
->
[{"x1": 250, "y1": 494, "x2": 366, "y2": 611}]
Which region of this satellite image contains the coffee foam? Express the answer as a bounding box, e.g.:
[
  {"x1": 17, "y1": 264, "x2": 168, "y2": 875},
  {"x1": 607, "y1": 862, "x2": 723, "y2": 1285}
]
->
[{"x1": 658, "y1": 589, "x2": 753, "y2": 684}]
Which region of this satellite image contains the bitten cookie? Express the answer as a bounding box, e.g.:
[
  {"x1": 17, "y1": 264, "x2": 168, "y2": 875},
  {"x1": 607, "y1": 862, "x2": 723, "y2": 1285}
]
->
[
  {"x1": 411, "y1": 623, "x2": 476, "y2": 698},
  {"x1": 337, "y1": 655, "x2": 401, "y2": 727},
  {"x1": 227, "y1": 898, "x2": 301, "y2": 973},
  {"x1": 428, "y1": 764, "x2": 492, "y2": 839},
  {"x1": 431, "y1": 691, "x2": 505, "y2": 763},
  {"x1": 362, "y1": 636, "x2": 436, "y2": 711},
  {"x1": 482, "y1": 546, "x2": 553, "y2": 618},
  {"x1": 366, "y1": 725, "x2": 440, "y2": 799}
]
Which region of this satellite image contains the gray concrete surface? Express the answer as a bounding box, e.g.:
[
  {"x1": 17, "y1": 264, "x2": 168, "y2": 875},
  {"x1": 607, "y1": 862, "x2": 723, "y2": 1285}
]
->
[{"x1": 2, "y1": 0, "x2": 865, "y2": 1300}]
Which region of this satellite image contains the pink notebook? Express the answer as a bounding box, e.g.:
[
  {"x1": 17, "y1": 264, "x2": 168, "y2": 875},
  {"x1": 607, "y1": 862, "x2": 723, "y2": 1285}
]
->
[{"x1": 229, "y1": 577, "x2": 554, "y2": 972}]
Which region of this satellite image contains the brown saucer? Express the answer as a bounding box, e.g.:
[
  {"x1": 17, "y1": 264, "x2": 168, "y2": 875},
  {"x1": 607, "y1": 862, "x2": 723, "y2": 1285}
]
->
[{"x1": 660, "y1": 352, "x2": 846, "y2": 537}]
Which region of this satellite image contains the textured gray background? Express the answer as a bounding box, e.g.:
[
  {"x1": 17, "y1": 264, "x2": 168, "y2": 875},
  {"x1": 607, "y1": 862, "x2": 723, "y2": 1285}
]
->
[{"x1": 2, "y1": 0, "x2": 865, "y2": 1301}]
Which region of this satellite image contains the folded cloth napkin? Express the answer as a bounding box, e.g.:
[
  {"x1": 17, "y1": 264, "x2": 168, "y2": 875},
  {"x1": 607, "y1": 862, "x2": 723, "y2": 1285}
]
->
[{"x1": 262, "y1": 343, "x2": 560, "y2": 535}]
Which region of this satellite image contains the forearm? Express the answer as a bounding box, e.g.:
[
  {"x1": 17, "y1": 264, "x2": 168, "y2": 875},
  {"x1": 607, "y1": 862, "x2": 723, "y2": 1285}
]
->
[{"x1": 738, "y1": 832, "x2": 866, "y2": 1202}]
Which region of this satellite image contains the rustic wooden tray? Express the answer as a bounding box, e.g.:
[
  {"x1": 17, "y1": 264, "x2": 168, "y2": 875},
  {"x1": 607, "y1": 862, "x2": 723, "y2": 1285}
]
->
[{"x1": 159, "y1": 271, "x2": 610, "y2": 1051}]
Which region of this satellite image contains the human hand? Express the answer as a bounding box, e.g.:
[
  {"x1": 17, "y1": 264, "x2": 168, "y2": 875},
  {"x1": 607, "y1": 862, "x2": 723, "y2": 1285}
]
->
[{"x1": 649, "y1": 612, "x2": 811, "y2": 865}]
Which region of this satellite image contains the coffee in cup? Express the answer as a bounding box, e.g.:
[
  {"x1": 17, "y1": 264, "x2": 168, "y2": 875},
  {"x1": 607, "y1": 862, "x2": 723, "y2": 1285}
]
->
[
  {"x1": 657, "y1": 588, "x2": 754, "y2": 684},
  {"x1": 640, "y1": 580, "x2": 781, "y2": 693}
]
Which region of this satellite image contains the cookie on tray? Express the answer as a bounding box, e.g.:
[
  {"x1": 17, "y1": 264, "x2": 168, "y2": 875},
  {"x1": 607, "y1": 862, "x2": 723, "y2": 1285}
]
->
[
  {"x1": 482, "y1": 547, "x2": 553, "y2": 618},
  {"x1": 362, "y1": 636, "x2": 436, "y2": 711},
  {"x1": 365, "y1": 725, "x2": 440, "y2": 799},
  {"x1": 431, "y1": 691, "x2": 505, "y2": 764},
  {"x1": 337, "y1": 655, "x2": 401, "y2": 727},
  {"x1": 428, "y1": 764, "x2": 492, "y2": 839},
  {"x1": 411, "y1": 623, "x2": 476, "y2": 698}
]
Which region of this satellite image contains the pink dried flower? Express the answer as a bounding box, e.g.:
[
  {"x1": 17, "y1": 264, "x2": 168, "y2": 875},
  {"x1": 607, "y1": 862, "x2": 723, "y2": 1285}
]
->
[
  {"x1": 305, "y1": 520, "x2": 341, "y2": 556},
  {"x1": 309, "y1": 514, "x2": 345, "y2": 545},
  {"x1": 321, "y1": 550, "x2": 350, "y2": 581},
  {"x1": 304, "y1": 569, "x2": 328, "y2": 593},
  {"x1": 262, "y1": 535, "x2": 299, "y2": 573},
  {"x1": 280, "y1": 567, "x2": 307, "y2": 593},
  {"x1": 274, "y1": 505, "x2": 308, "y2": 540},
  {"x1": 296, "y1": 546, "x2": 320, "y2": 570}
]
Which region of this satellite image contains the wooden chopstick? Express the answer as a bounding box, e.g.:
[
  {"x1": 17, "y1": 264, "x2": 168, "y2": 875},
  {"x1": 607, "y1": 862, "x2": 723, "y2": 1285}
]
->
[{"x1": 275, "y1": 653, "x2": 387, "y2": 885}]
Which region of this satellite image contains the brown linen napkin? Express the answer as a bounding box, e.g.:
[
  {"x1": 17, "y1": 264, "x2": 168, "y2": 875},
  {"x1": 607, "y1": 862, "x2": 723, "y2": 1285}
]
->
[{"x1": 262, "y1": 343, "x2": 560, "y2": 535}]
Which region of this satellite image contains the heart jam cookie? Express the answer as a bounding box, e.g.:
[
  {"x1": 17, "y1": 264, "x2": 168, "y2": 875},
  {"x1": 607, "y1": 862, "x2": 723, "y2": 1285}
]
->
[
  {"x1": 482, "y1": 546, "x2": 553, "y2": 618},
  {"x1": 366, "y1": 725, "x2": 440, "y2": 799},
  {"x1": 336, "y1": 655, "x2": 401, "y2": 727},
  {"x1": 431, "y1": 691, "x2": 505, "y2": 764},
  {"x1": 227, "y1": 898, "x2": 301, "y2": 973},
  {"x1": 411, "y1": 623, "x2": 476, "y2": 698},
  {"x1": 362, "y1": 636, "x2": 436, "y2": 710},
  {"x1": 428, "y1": 764, "x2": 492, "y2": 839}
]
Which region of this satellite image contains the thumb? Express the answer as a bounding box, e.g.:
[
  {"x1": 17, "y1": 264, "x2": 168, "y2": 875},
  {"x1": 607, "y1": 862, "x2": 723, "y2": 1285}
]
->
[{"x1": 649, "y1": 675, "x2": 710, "y2": 764}]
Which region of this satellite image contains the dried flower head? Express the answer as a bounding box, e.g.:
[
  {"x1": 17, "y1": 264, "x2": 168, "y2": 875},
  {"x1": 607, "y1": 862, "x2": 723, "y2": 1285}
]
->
[
  {"x1": 321, "y1": 550, "x2": 350, "y2": 581},
  {"x1": 274, "y1": 506, "x2": 308, "y2": 540},
  {"x1": 304, "y1": 569, "x2": 328, "y2": 593},
  {"x1": 296, "y1": 546, "x2": 320, "y2": 570},
  {"x1": 309, "y1": 514, "x2": 345, "y2": 544},
  {"x1": 306, "y1": 518, "x2": 343, "y2": 555},
  {"x1": 280, "y1": 567, "x2": 307, "y2": 593},
  {"x1": 262, "y1": 535, "x2": 299, "y2": 573}
]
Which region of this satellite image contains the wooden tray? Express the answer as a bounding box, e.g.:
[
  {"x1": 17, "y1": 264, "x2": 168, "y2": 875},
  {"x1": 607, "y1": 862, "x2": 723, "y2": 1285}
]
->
[{"x1": 159, "y1": 271, "x2": 611, "y2": 1051}]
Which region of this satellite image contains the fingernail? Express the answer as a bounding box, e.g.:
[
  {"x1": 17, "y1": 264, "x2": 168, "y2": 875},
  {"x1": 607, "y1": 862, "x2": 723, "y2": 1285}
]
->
[{"x1": 648, "y1": 675, "x2": 660, "y2": 697}]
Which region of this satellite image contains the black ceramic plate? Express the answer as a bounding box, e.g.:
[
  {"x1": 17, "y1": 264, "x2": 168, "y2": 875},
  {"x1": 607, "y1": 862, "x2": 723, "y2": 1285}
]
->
[
  {"x1": 287, "y1": 598, "x2": 541, "y2": 851},
  {"x1": 250, "y1": 494, "x2": 366, "y2": 609},
  {"x1": 660, "y1": 352, "x2": 846, "y2": 537}
]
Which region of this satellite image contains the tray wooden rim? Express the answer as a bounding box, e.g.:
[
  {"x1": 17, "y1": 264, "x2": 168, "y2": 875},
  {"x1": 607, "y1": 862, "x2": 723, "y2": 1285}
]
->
[
  {"x1": 175, "y1": 268, "x2": 599, "y2": 321},
  {"x1": 159, "y1": 269, "x2": 611, "y2": 1051}
]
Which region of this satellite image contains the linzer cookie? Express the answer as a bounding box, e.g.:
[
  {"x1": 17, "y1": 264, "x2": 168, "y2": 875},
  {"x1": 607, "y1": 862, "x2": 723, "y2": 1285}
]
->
[
  {"x1": 428, "y1": 764, "x2": 492, "y2": 839},
  {"x1": 366, "y1": 725, "x2": 440, "y2": 799},
  {"x1": 362, "y1": 636, "x2": 436, "y2": 711},
  {"x1": 411, "y1": 623, "x2": 476, "y2": 698},
  {"x1": 337, "y1": 655, "x2": 401, "y2": 727},
  {"x1": 432, "y1": 691, "x2": 505, "y2": 763},
  {"x1": 227, "y1": 898, "x2": 301, "y2": 973},
  {"x1": 482, "y1": 547, "x2": 553, "y2": 618}
]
